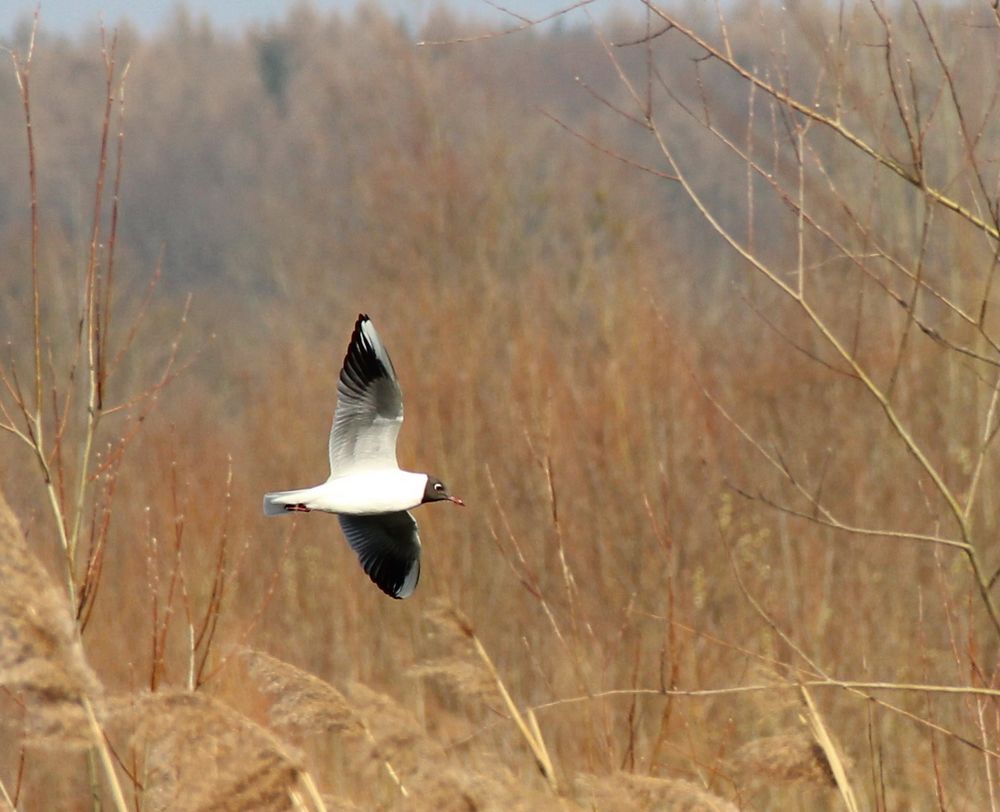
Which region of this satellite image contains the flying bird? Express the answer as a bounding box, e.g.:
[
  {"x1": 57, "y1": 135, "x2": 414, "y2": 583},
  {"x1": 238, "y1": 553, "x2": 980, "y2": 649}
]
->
[{"x1": 263, "y1": 314, "x2": 463, "y2": 598}]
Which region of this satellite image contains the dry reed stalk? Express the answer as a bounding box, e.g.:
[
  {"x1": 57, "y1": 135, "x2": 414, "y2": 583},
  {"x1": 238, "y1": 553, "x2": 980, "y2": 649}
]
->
[
  {"x1": 0, "y1": 777, "x2": 15, "y2": 810},
  {"x1": 128, "y1": 689, "x2": 325, "y2": 812},
  {"x1": 575, "y1": 772, "x2": 738, "y2": 812},
  {"x1": 801, "y1": 687, "x2": 860, "y2": 812},
  {"x1": 0, "y1": 489, "x2": 128, "y2": 810},
  {"x1": 469, "y1": 624, "x2": 560, "y2": 791},
  {"x1": 420, "y1": 601, "x2": 560, "y2": 793}
]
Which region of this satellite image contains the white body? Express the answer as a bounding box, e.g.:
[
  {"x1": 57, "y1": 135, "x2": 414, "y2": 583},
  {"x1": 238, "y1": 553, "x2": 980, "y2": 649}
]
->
[{"x1": 264, "y1": 470, "x2": 428, "y2": 516}]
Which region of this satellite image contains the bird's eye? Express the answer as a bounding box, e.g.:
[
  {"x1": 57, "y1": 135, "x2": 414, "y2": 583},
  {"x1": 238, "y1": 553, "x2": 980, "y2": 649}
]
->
[{"x1": 434, "y1": 483, "x2": 444, "y2": 491}]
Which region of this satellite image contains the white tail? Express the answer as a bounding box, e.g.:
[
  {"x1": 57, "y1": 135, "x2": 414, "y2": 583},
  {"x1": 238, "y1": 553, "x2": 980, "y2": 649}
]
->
[{"x1": 262, "y1": 488, "x2": 312, "y2": 516}]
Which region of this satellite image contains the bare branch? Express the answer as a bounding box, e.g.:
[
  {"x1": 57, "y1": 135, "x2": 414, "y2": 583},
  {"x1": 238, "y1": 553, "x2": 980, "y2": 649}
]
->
[{"x1": 642, "y1": 0, "x2": 1000, "y2": 242}]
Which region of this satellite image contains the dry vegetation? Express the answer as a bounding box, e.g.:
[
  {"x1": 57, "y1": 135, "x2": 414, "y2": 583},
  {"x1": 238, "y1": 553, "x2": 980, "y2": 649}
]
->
[{"x1": 1, "y1": 0, "x2": 1000, "y2": 809}]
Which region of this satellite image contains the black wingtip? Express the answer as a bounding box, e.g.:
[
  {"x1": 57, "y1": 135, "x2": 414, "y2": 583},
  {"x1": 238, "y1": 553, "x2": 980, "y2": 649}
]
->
[
  {"x1": 351, "y1": 314, "x2": 371, "y2": 338},
  {"x1": 348, "y1": 315, "x2": 373, "y2": 356},
  {"x1": 361, "y1": 552, "x2": 419, "y2": 599},
  {"x1": 375, "y1": 585, "x2": 405, "y2": 600},
  {"x1": 341, "y1": 313, "x2": 390, "y2": 392}
]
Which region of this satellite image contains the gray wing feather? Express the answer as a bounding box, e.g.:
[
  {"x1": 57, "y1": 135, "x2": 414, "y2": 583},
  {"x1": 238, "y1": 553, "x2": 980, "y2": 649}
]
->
[
  {"x1": 329, "y1": 315, "x2": 404, "y2": 475},
  {"x1": 338, "y1": 511, "x2": 421, "y2": 599}
]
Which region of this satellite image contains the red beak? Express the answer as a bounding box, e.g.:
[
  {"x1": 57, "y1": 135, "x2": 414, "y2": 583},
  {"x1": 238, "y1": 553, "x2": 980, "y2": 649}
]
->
[{"x1": 448, "y1": 495, "x2": 465, "y2": 506}]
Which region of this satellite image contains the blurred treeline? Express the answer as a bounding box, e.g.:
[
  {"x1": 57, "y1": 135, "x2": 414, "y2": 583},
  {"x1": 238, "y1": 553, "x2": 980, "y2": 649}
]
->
[{"x1": 0, "y1": 3, "x2": 691, "y2": 288}]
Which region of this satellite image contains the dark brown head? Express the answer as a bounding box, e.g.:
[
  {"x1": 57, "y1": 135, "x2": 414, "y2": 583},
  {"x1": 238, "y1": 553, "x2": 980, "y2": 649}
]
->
[{"x1": 422, "y1": 476, "x2": 464, "y2": 506}]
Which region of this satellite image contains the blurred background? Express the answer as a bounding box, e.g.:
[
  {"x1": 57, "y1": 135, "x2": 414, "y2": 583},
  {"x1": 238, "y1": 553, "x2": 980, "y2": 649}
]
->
[
  {"x1": 1, "y1": 1, "x2": 999, "y2": 809},
  {"x1": 0, "y1": 0, "x2": 565, "y2": 36}
]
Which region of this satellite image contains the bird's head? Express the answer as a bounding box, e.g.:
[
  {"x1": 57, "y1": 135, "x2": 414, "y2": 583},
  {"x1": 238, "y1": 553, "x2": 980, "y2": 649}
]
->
[{"x1": 422, "y1": 476, "x2": 464, "y2": 506}]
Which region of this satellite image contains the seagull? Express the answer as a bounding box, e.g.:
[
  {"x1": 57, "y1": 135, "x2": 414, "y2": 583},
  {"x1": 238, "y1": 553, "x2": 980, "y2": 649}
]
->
[{"x1": 263, "y1": 314, "x2": 463, "y2": 599}]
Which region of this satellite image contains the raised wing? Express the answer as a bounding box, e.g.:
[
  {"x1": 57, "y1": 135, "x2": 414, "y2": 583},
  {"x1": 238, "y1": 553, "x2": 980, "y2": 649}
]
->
[
  {"x1": 329, "y1": 314, "x2": 404, "y2": 475},
  {"x1": 338, "y1": 511, "x2": 421, "y2": 599}
]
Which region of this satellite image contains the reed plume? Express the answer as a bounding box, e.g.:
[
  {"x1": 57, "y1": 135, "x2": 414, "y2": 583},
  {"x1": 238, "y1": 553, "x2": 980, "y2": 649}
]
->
[
  {"x1": 409, "y1": 761, "x2": 562, "y2": 812},
  {"x1": 409, "y1": 601, "x2": 497, "y2": 703},
  {"x1": 575, "y1": 772, "x2": 738, "y2": 812},
  {"x1": 0, "y1": 490, "x2": 100, "y2": 747},
  {"x1": 343, "y1": 679, "x2": 435, "y2": 773},
  {"x1": 409, "y1": 657, "x2": 498, "y2": 703},
  {"x1": 731, "y1": 731, "x2": 837, "y2": 787},
  {"x1": 0, "y1": 488, "x2": 128, "y2": 810},
  {"x1": 243, "y1": 649, "x2": 358, "y2": 735},
  {"x1": 242, "y1": 648, "x2": 551, "y2": 808},
  {"x1": 129, "y1": 689, "x2": 317, "y2": 812},
  {"x1": 243, "y1": 649, "x2": 415, "y2": 798}
]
